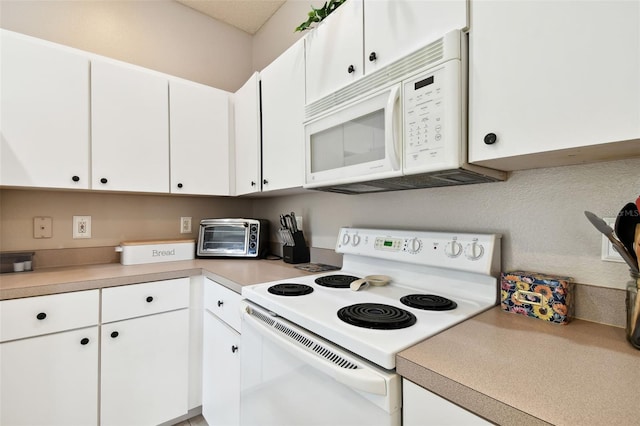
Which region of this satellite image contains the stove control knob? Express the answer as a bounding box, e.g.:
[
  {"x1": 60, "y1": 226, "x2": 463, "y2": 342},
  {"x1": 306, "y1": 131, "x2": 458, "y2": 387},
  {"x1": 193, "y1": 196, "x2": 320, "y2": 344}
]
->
[
  {"x1": 341, "y1": 233, "x2": 351, "y2": 246},
  {"x1": 352, "y1": 234, "x2": 361, "y2": 246},
  {"x1": 465, "y1": 241, "x2": 485, "y2": 260},
  {"x1": 407, "y1": 237, "x2": 423, "y2": 254},
  {"x1": 444, "y1": 240, "x2": 463, "y2": 258}
]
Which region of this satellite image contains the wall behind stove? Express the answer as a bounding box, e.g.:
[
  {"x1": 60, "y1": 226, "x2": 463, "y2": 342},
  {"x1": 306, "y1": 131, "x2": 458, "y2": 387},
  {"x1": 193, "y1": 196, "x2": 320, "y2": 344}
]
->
[{"x1": 252, "y1": 158, "x2": 640, "y2": 290}]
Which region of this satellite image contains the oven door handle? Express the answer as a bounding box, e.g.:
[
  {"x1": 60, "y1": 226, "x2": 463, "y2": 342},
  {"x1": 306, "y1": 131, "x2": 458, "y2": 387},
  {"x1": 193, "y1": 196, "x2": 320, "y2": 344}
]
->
[{"x1": 242, "y1": 307, "x2": 388, "y2": 396}]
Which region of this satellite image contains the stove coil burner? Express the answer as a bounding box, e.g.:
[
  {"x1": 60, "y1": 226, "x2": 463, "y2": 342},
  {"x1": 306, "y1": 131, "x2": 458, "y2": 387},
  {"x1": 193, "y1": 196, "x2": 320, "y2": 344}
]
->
[
  {"x1": 314, "y1": 274, "x2": 361, "y2": 289},
  {"x1": 400, "y1": 294, "x2": 457, "y2": 311},
  {"x1": 337, "y1": 303, "x2": 417, "y2": 330},
  {"x1": 267, "y1": 283, "x2": 314, "y2": 296}
]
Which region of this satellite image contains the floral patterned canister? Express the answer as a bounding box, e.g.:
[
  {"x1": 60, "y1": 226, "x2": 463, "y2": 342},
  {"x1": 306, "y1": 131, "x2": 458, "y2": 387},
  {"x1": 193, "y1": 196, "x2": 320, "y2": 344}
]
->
[{"x1": 500, "y1": 271, "x2": 574, "y2": 324}]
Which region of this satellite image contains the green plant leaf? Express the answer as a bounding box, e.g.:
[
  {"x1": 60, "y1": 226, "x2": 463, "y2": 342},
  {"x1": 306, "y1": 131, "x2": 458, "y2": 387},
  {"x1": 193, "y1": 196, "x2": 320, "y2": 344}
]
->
[{"x1": 295, "y1": 0, "x2": 347, "y2": 32}]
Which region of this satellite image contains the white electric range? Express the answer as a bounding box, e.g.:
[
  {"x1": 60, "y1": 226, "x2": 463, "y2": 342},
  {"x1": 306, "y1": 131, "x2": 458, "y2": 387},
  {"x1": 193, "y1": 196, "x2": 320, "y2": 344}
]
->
[{"x1": 239, "y1": 227, "x2": 501, "y2": 426}]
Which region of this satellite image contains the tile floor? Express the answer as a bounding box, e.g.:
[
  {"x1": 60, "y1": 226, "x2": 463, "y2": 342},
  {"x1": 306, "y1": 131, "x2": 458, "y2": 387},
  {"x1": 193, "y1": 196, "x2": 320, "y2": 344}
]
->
[{"x1": 175, "y1": 414, "x2": 208, "y2": 426}]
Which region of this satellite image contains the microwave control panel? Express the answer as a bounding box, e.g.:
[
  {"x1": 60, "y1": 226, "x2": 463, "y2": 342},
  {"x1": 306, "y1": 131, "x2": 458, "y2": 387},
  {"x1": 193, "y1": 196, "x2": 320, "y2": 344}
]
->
[
  {"x1": 403, "y1": 66, "x2": 446, "y2": 168},
  {"x1": 403, "y1": 57, "x2": 463, "y2": 173}
]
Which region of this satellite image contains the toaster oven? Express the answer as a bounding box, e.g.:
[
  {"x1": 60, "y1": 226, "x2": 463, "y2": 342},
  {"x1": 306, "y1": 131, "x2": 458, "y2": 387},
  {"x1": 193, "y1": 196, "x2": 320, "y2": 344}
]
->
[{"x1": 197, "y1": 218, "x2": 269, "y2": 258}]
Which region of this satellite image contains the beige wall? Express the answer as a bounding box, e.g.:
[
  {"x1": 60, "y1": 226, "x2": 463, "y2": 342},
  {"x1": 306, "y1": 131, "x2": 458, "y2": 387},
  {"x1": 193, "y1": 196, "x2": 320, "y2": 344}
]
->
[
  {"x1": 0, "y1": 189, "x2": 252, "y2": 250},
  {"x1": 0, "y1": 0, "x2": 253, "y2": 91},
  {"x1": 251, "y1": 158, "x2": 640, "y2": 290},
  {"x1": 252, "y1": 0, "x2": 320, "y2": 71}
]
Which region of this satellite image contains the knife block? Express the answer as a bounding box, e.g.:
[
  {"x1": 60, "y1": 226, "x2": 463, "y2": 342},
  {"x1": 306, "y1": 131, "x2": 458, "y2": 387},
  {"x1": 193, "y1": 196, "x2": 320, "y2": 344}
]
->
[{"x1": 283, "y1": 231, "x2": 310, "y2": 264}]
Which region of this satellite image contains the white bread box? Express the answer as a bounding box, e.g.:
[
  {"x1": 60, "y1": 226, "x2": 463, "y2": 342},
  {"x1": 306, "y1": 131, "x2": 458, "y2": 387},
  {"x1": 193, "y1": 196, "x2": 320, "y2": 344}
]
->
[{"x1": 116, "y1": 239, "x2": 195, "y2": 265}]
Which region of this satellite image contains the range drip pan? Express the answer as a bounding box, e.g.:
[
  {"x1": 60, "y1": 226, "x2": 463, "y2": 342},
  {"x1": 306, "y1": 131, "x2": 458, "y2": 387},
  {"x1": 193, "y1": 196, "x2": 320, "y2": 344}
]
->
[
  {"x1": 267, "y1": 283, "x2": 314, "y2": 296},
  {"x1": 337, "y1": 303, "x2": 417, "y2": 330},
  {"x1": 315, "y1": 274, "x2": 361, "y2": 288},
  {"x1": 400, "y1": 294, "x2": 457, "y2": 311}
]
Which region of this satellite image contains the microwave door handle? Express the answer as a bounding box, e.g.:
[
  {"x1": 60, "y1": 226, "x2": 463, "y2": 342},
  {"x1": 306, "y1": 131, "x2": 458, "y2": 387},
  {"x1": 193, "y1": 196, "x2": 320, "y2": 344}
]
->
[{"x1": 385, "y1": 85, "x2": 401, "y2": 171}]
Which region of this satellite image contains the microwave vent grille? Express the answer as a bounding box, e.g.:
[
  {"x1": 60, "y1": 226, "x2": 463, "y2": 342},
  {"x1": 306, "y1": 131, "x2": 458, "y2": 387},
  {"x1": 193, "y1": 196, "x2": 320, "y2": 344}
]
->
[
  {"x1": 311, "y1": 168, "x2": 504, "y2": 195},
  {"x1": 305, "y1": 37, "x2": 445, "y2": 120}
]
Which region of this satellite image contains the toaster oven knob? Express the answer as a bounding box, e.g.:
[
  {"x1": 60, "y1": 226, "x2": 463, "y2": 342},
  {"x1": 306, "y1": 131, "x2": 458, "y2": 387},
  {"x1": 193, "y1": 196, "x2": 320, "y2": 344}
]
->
[
  {"x1": 465, "y1": 242, "x2": 485, "y2": 260},
  {"x1": 444, "y1": 240, "x2": 462, "y2": 258}
]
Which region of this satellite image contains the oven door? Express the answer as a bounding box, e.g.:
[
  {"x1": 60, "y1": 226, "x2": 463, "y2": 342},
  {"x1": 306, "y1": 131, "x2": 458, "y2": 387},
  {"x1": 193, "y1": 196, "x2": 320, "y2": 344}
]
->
[
  {"x1": 239, "y1": 301, "x2": 401, "y2": 426},
  {"x1": 304, "y1": 84, "x2": 402, "y2": 189},
  {"x1": 197, "y1": 223, "x2": 248, "y2": 257}
]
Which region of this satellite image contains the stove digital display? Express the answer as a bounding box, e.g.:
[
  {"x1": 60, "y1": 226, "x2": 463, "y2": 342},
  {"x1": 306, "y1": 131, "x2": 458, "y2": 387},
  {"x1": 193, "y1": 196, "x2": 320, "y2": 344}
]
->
[{"x1": 374, "y1": 237, "x2": 402, "y2": 251}]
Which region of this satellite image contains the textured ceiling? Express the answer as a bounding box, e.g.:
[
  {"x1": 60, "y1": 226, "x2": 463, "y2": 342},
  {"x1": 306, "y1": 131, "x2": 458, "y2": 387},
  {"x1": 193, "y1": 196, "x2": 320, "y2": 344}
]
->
[{"x1": 176, "y1": 0, "x2": 286, "y2": 34}]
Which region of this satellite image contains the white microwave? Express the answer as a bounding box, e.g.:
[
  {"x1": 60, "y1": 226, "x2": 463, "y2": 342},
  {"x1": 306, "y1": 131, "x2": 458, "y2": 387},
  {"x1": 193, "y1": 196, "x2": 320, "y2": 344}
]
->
[{"x1": 303, "y1": 30, "x2": 505, "y2": 194}]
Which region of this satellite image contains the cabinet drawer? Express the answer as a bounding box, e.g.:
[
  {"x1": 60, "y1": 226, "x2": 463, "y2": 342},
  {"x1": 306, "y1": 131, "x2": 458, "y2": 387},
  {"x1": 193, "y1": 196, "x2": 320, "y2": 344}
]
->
[
  {"x1": 203, "y1": 278, "x2": 242, "y2": 332},
  {"x1": 102, "y1": 278, "x2": 190, "y2": 323},
  {"x1": 0, "y1": 290, "x2": 99, "y2": 342}
]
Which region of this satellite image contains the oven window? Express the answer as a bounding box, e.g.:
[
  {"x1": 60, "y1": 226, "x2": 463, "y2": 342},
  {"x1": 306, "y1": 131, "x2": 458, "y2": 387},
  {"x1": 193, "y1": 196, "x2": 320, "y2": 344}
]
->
[
  {"x1": 202, "y1": 226, "x2": 246, "y2": 252},
  {"x1": 310, "y1": 109, "x2": 385, "y2": 173}
]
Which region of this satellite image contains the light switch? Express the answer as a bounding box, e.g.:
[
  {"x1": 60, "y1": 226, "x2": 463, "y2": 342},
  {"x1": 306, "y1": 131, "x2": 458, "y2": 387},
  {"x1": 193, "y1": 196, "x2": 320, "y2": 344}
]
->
[{"x1": 34, "y1": 217, "x2": 53, "y2": 238}]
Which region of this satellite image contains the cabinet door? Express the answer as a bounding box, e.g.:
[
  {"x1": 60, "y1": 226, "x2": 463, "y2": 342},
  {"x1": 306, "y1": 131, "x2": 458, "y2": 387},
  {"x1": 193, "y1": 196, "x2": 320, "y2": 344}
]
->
[
  {"x1": 403, "y1": 379, "x2": 490, "y2": 426},
  {"x1": 364, "y1": 0, "x2": 467, "y2": 74},
  {"x1": 305, "y1": 0, "x2": 363, "y2": 103},
  {"x1": 101, "y1": 309, "x2": 189, "y2": 426},
  {"x1": 468, "y1": 0, "x2": 640, "y2": 169},
  {"x1": 0, "y1": 327, "x2": 99, "y2": 426},
  {"x1": 233, "y1": 72, "x2": 261, "y2": 196},
  {"x1": 170, "y1": 79, "x2": 231, "y2": 195},
  {"x1": 0, "y1": 30, "x2": 90, "y2": 189},
  {"x1": 91, "y1": 59, "x2": 169, "y2": 192},
  {"x1": 261, "y1": 39, "x2": 306, "y2": 192},
  {"x1": 202, "y1": 311, "x2": 240, "y2": 426}
]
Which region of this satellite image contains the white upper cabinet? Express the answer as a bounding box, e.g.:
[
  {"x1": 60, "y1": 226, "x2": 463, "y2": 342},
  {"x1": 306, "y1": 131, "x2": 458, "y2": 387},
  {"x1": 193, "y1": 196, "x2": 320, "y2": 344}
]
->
[
  {"x1": 468, "y1": 0, "x2": 640, "y2": 170},
  {"x1": 305, "y1": 0, "x2": 468, "y2": 103},
  {"x1": 261, "y1": 39, "x2": 306, "y2": 192},
  {"x1": 364, "y1": 0, "x2": 467, "y2": 74},
  {"x1": 170, "y1": 79, "x2": 231, "y2": 195},
  {"x1": 305, "y1": 0, "x2": 364, "y2": 103},
  {"x1": 233, "y1": 72, "x2": 262, "y2": 196},
  {"x1": 0, "y1": 30, "x2": 90, "y2": 189},
  {"x1": 91, "y1": 59, "x2": 170, "y2": 193}
]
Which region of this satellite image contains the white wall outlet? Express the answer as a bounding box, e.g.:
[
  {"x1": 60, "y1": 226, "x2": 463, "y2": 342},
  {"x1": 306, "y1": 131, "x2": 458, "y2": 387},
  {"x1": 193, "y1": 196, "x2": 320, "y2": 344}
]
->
[
  {"x1": 33, "y1": 217, "x2": 53, "y2": 238},
  {"x1": 73, "y1": 216, "x2": 92, "y2": 239},
  {"x1": 180, "y1": 217, "x2": 192, "y2": 234},
  {"x1": 601, "y1": 217, "x2": 623, "y2": 263},
  {"x1": 295, "y1": 216, "x2": 304, "y2": 233}
]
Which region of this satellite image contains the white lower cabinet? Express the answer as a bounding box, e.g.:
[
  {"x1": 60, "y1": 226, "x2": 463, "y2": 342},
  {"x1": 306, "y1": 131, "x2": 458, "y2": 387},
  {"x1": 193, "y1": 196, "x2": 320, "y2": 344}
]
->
[
  {"x1": 203, "y1": 311, "x2": 240, "y2": 426},
  {"x1": 202, "y1": 278, "x2": 242, "y2": 426},
  {"x1": 100, "y1": 278, "x2": 190, "y2": 426},
  {"x1": 0, "y1": 290, "x2": 100, "y2": 426},
  {"x1": 0, "y1": 327, "x2": 99, "y2": 426},
  {"x1": 403, "y1": 379, "x2": 490, "y2": 426},
  {"x1": 100, "y1": 309, "x2": 190, "y2": 426}
]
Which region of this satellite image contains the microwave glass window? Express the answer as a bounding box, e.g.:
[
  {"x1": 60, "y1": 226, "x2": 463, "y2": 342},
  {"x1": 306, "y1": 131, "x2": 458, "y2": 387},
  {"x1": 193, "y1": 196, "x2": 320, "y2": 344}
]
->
[
  {"x1": 310, "y1": 109, "x2": 385, "y2": 173},
  {"x1": 203, "y1": 225, "x2": 246, "y2": 252}
]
